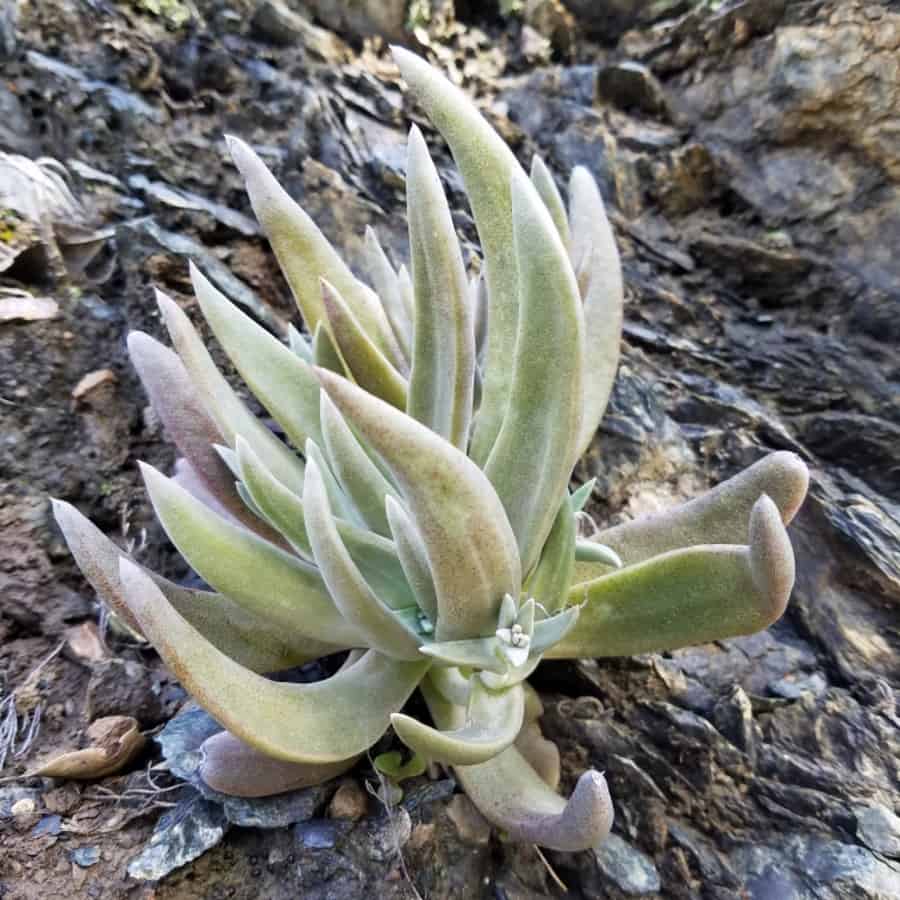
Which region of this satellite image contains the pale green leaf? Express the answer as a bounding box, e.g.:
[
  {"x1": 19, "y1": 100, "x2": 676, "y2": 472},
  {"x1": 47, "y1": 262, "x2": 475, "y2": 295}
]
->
[
  {"x1": 406, "y1": 124, "x2": 475, "y2": 450},
  {"x1": 51, "y1": 499, "x2": 337, "y2": 671},
  {"x1": 118, "y1": 558, "x2": 429, "y2": 763},
  {"x1": 573, "y1": 451, "x2": 809, "y2": 582},
  {"x1": 189, "y1": 263, "x2": 324, "y2": 451},
  {"x1": 156, "y1": 289, "x2": 305, "y2": 496},
  {"x1": 530, "y1": 155, "x2": 570, "y2": 250},
  {"x1": 483, "y1": 175, "x2": 584, "y2": 575},
  {"x1": 303, "y1": 457, "x2": 421, "y2": 659},
  {"x1": 317, "y1": 368, "x2": 521, "y2": 640},
  {"x1": 384, "y1": 495, "x2": 438, "y2": 623},
  {"x1": 141, "y1": 461, "x2": 362, "y2": 646},
  {"x1": 393, "y1": 679, "x2": 524, "y2": 765},
  {"x1": 552, "y1": 495, "x2": 796, "y2": 658},
  {"x1": 320, "y1": 391, "x2": 399, "y2": 537},
  {"x1": 321, "y1": 279, "x2": 408, "y2": 410},
  {"x1": 423, "y1": 680, "x2": 613, "y2": 850},
  {"x1": 226, "y1": 135, "x2": 393, "y2": 351},
  {"x1": 392, "y1": 46, "x2": 525, "y2": 465},
  {"x1": 569, "y1": 167, "x2": 624, "y2": 458}
]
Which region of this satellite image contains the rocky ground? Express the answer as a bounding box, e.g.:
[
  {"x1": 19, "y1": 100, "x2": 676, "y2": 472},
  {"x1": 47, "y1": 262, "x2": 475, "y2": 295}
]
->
[{"x1": 0, "y1": 0, "x2": 898, "y2": 897}]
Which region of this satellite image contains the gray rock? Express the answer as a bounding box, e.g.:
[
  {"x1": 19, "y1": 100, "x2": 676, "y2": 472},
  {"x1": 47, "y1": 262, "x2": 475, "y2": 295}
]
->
[
  {"x1": 593, "y1": 833, "x2": 661, "y2": 895},
  {"x1": 856, "y1": 805, "x2": 900, "y2": 859},
  {"x1": 156, "y1": 707, "x2": 333, "y2": 828},
  {"x1": 596, "y1": 61, "x2": 670, "y2": 118},
  {"x1": 70, "y1": 846, "x2": 100, "y2": 867},
  {"x1": 127, "y1": 794, "x2": 229, "y2": 882}
]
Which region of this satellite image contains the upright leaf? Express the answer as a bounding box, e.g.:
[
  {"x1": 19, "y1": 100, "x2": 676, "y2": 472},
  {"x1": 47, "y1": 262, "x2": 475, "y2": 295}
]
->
[
  {"x1": 303, "y1": 457, "x2": 421, "y2": 659},
  {"x1": 226, "y1": 136, "x2": 393, "y2": 351},
  {"x1": 156, "y1": 290, "x2": 305, "y2": 496},
  {"x1": 190, "y1": 264, "x2": 324, "y2": 450},
  {"x1": 406, "y1": 125, "x2": 475, "y2": 450},
  {"x1": 483, "y1": 176, "x2": 584, "y2": 575},
  {"x1": 317, "y1": 368, "x2": 521, "y2": 640},
  {"x1": 393, "y1": 47, "x2": 525, "y2": 465},
  {"x1": 568, "y1": 168, "x2": 624, "y2": 458}
]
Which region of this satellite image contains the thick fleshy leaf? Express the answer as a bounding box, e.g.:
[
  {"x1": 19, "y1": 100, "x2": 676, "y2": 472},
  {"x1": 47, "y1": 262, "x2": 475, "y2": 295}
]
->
[
  {"x1": 574, "y1": 541, "x2": 622, "y2": 568},
  {"x1": 226, "y1": 135, "x2": 392, "y2": 350},
  {"x1": 200, "y1": 730, "x2": 359, "y2": 798},
  {"x1": 288, "y1": 324, "x2": 312, "y2": 362},
  {"x1": 385, "y1": 496, "x2": 438, "y2": 623},
  {"x1": 515, "y1": 723, "x2": 561, "y2": 790},
  {"x1": 303, "y1": 457, "x2": 421, "y2": 660},
  {"x1": 569, "y1": 167, "x2": 624, "y2": 458},
  {"x1": 141, "y1": 462, "x2": 362, "y2": 646},
  {"x1": 552, "y1": 495, "x2": 796, "y2": 658},
  {"x1": 320, "y1": 392, "x2": 399, "y2": 537},
  {"x1": 530, "y1": 605, "x2": 580, "y2": 656},
  {"x1": 156, "y1": 290, "x2": 306, "y2": 496},
  {"x1": 127, "y1": 334, "x2": 224, "y2": 509},
  {"x1": 236, "y1": 437, "x2": 415, "y2": 609},
  {"x1": 570, "y1": 478, "x2": 596, "y2": 513},
  {"x1": 118, "y1": 559, "x2": 429, "y2": 763},
  {"x1": 321, "y1": 279, "x2": 408, "y2": 410},
  {"x1": 574, "y1": 451, "x2": 810, "y2": 583},
  {"x1": 312, "y1": 321, "x2": 345, "y2": 374},
  {"x1": 304, "y1": 437, "x2": 360, "y2": 526},
  {"x1": 392, "y1": 46, "x2": 525, "y2": 465},
  {"x1": 316, "y1": 368, "x2": 521, "y2": 640},
  {"x1": 393, "y1": 678, "x2": 524, "y2": 765},
  {"x1": 419, "y1": 637, "x2": 508, "y2": 674},
  {"x1": 483, "y1": 176, "x2": 584, "y2": 575},
  {"x1": 425, "y1": 685, "x2": 613, "y2": 851},
  {"x1": 406, "y1": 125, "x2": 475, "y2": 450},
  {"x1": 526, "y1": 496, "x2": 576, "y2": 614},
  {"x1": 363, "y1": 226, "x2": 411, "y2": 364},
  {"x1": 189, "y1": 263, "x2": 323, "y2": 450},
  {"x1": 51, "y1": 500, "x2": 336, "y2": 671},
  {"x1": 530, "y1": 156, "x2": 570, "y2": 250}
]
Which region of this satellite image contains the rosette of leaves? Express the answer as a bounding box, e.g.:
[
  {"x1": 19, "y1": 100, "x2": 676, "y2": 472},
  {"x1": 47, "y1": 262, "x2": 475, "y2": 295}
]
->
[{"x1": 53, "y1": 48, "x2": 809, "y2": 852}]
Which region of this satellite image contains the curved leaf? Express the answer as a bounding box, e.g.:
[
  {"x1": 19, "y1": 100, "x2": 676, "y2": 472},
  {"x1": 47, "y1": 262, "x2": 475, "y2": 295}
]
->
[
  {"x1": 118, "y1": 559, "x2": 429, "y2": 763},
  {"x1": 530, "y1": 156, "x2": 570, "y2": 250},
  {"x1": 406, "y1": 124, "x2": 475, "y2": 450},
  {"x1": 51, "y1": 500, "x2": 336, "y2": 671},
  {"x1": 321, "y1": 279, "x2": 408, "y2": 410},
  {"x1": 552, "y1": 495, "x2": 796, "y2": 658},
  {"x1": 141, "y1": 462, "x2": 362, "y2": 646},
  {"x1": 320, "y1": 392, "x2": 399, "y2": 537},
  {"x1": 156, "y1": 289, "x2": 305, "y2": 496},
  {"x1": 569, "y1": 167, "x2": 624, "y2": 458},
  {"x1": 483, "y1": 175, "x2": 584, "y2": 575},
  {"x1": 393, "y1": 678, "x2": 524, "y2": 765},
  {"x1": 526, "y1": 495, "x2": 576, "y2": 614},
  {"x1": 190, "y1": 263, "x2": 323, "y2": 450},
  {"x1": 385, "y1": 495, "x2": 438, "y2": 623},
  {"x1": 200, "y1": 730, "x2": 358, "y2": 798},
  {"x1": 363, "y1": 226, "x2": 411, "y2": 364},
  {"x1": 392, "y1": 46, "x2": 525, "y2": 465},
  {"x1": 574, "y1": 451, "x2": 809, "y2": 582},
  {"x1": 226, "y1": 136, "x2": 392, "y2": 350},
  {"x1": 236, "y1": 437, "x2": 415, "y2": 610},
  {"x1": 303, "y1": 457, "x2": 421, "y2": 659},
  {"x1": 317, "y1": 368, "x2": 521, "y2": 641},
  {"x1": 425, "y1": 684, "x2": 613, "y2": 850}
]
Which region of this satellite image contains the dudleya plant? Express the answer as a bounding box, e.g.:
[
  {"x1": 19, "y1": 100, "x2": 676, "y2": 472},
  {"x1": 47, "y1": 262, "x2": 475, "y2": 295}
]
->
[{"x1": 53, "y1": 49, "x2": 809, "y2": 852}]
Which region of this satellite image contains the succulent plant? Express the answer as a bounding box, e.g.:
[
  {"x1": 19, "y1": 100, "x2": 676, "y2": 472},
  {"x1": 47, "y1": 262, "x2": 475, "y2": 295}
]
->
[{"x1": 53, "y1": 48, "x2": 809, "y2": 852}]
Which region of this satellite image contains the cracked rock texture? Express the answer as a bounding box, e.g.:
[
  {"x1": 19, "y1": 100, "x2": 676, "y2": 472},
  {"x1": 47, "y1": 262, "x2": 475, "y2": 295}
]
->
[{"x1": 0, "y1": 1, "x2": 898, "y2": 898}]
